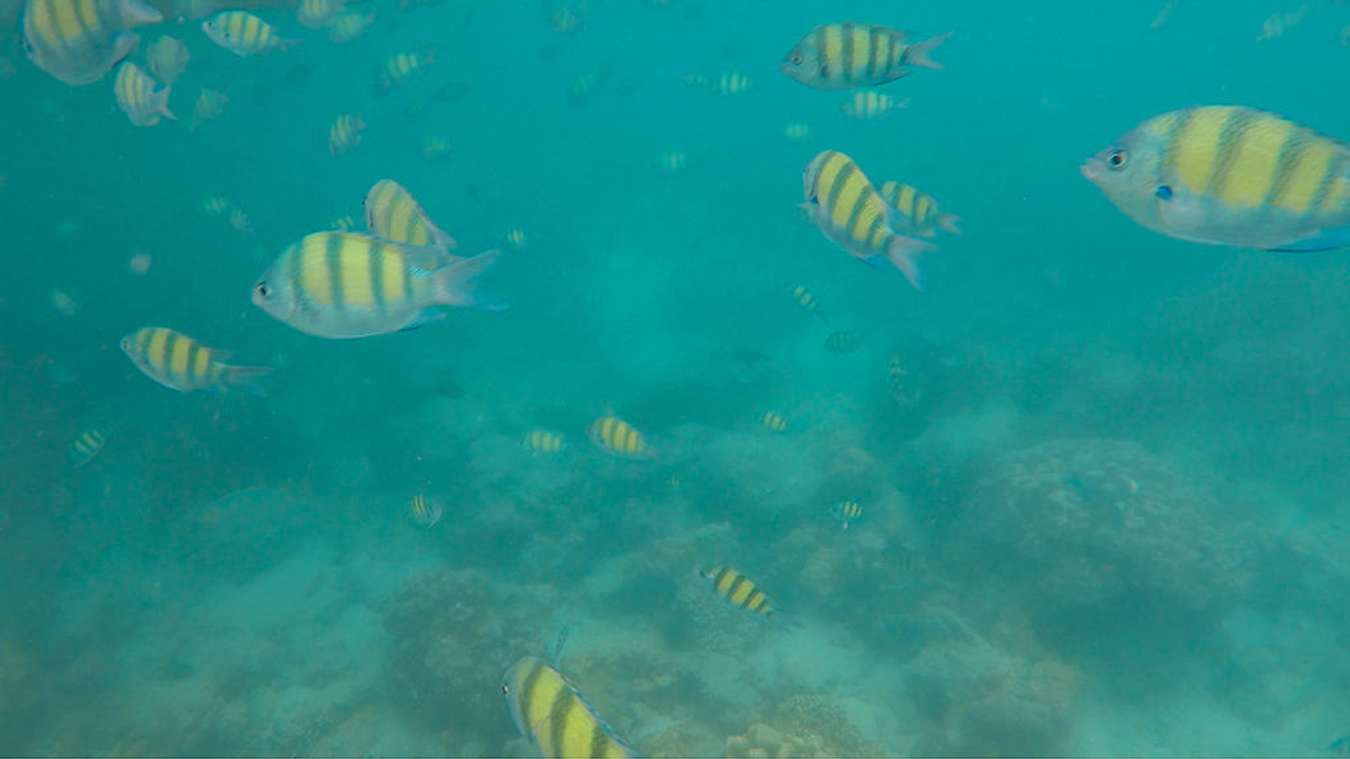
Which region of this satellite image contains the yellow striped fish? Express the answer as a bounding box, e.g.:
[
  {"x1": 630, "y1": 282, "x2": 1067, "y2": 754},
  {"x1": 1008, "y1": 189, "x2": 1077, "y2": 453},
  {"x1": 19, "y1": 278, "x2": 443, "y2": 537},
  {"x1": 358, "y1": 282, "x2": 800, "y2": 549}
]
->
[
  {"x1": 505, "y1": 227, "x2": 528, "y2": 249},
  {"x1": 363, "y1": 179, "x2": 457, "y2": 252},
  {"x1": 251, "y1": 231, "x2": 505, "y2": 339},
  {"x1": 409, "y1": 494, "x2": 442, "y2": 527},
  {"x1": 877, "y1": 180, "x2": 961, "y2": 237},
  {"x1": 587, "y1": 416, "x2": 653, "y2": 459},
  {"x1": 113, "y1": 61, "x2": 173, "y2": 126},
  {"x1": 120, "y1": 327, "x2": 271, "y2": 393},
  {"x1": 791, "y1": 284, "x2": 820, "y2": 314},
  {"x1": 201, "y1": 11, "x2": 295, "y2": 57},
  {"x1": 145, "y1": 35, "x2": 189, "y2": 85},
  {"x1": 698, "y1": 566, "x2": 775, "y2": 617},
  {"x1": 784, "y1": 122, "x2": 811, "y2": 142},
  {"x1": 329, "y1": 9, "x2": 373, "y2": 43},
  {"x1": 68, "y1": 429, "x2": 107, "y2": 467},
  {"x1": 832, "y1": 499, "x2": 862, "y2": 530},
  {"x1": 501, "y1": 657, "x2": 637, "y2": 759},
  {"x1": 781, "y1": 23, "x2": 949, "y2": 90},
  {"x1": 801, "y1": 150, "x2": 934, "y2": 290},
  {"x1": 1083, "y1": 106, "x2": 1350, "y2": 251},
  {"x1": 524, "y1": 428, "x2": 564, "y2": 454},
  {"x1": 760, "y1": 411, "x2": 788, "y2": 432},
  {"x1": 22, "y1": 0, "x2": 163, "y2": 85},
  {"x1": 329, "y1": 113, "x2": 365, "y2": 156},
  {"x1": 376, "y1": 49, "x2": 435, "y2": 94},
  {"x1": 296, "y1": 0, "x2": 343, "y2": 28},
  {"x1": 841, "y1": 90, "x2": 909, "y2": 120}
]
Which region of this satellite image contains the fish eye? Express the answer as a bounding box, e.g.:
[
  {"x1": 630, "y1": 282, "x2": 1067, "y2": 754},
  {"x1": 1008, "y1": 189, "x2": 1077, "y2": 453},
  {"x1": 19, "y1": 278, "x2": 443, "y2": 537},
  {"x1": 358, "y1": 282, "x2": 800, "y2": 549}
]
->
[
  {"x1": 1107, "y1": 149, "x2": 1128, "y2": 170},
  {"x1": 500, "y1": 684, "x2": 510, "y2": 696},
  {"x1": 254, "y1": 282, "x2": 271, "y2": 299},
  {"x1": 119, "y1": 338, "x2": 130, "y2": 351},
  {"x1": 790, "y1": 53, "x2": 803, "y2": 65}
]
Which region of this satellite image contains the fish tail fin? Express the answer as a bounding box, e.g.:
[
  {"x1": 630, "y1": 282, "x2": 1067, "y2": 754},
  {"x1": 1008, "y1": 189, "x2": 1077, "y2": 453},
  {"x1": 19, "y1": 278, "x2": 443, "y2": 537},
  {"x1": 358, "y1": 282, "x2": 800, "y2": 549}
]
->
[
  {"x1": 432, "y1": 249, "x2": 507, "y2": 311},
  {"x1": 156, "y1": 85, "x2": 176, "y2": 120},
  {"x1": 886, "y1": 235, "x2": 935, "y2": 291},
  {"x1": 906, "y1": 32, "x2": 951, "y2": 70},
  {"x1": 938, "y1": 213, "x2": 962, "y2": 235},
  {"x1": 119, "y1": 0, "x2": 162, "y2": 25},
  {"x1": 224, "y1": 365, "x2": 272, "y2": 396}
]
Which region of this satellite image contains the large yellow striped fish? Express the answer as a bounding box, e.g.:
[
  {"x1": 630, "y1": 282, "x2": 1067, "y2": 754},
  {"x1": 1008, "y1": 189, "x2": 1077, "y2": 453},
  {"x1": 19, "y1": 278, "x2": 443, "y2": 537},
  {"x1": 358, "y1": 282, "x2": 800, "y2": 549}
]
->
[
  {"x1": 251, "y1": 231, "x2": 504, "y2": 339},
  {"x1": 587, "y1": 415, "x2": 653, "y2": 459},
  {"x1": 201, "y1": 10, "x2": 294, "y2": 57},
  {"x1": 698, "y1": 566, "x2": 775, "y2": 617},
  {"x1": 501, "y1": 657, "x2": 637, "y2": 759},
  {"x1": 120, "y1": 327, "x2": 271, "y2": 393},
  {"x1": 801, "y1": 150, "x2": 934, "y2": 290},
  {"x1": 1082, "y1": 106, "x2": 1350, "y2": 251},
  {"x1": 113, "y1": 61, "x2": 173, "y2": 126},
  {"x1": 780, "y1": 23, "x2": 949, "y2": 90},
  {"x1": 877, "y1": 180, "x2": 961, "y2": 237},
  {"x1": 22, "y1": 0, "x2": 162, "y2": 85},
  {"x1": 363, "y1": 179, "x2": 457, "y2": 252}
]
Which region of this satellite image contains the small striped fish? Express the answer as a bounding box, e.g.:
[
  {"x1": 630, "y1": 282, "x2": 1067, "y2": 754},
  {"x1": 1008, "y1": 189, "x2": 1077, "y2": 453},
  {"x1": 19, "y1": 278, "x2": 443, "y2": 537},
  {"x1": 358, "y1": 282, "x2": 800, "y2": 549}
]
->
[
  {"x1": 120, "y1": 327, "x2": 270, "y2": 393},
  {"x1": 409, "y1": 494, "x2": 442, "y2": 527},
  {"x1": 329, "y1": 113, "x2": 365, "y2": 156},
  {"x1": 588, "y1": 416, "x2": 653, "y2": 459},
  {"x1": 113, "y1": 61, "x2": 173, "y2": 126},
  {"x1": 801, "y1": 150, "x2": 934, "y2": 290},
  {"x1": 699, "y1": 566, "x2": 775, "y2": 617},
  {"x1": 252, "y1": 231, "x2": 504, "y2": 339},
  {"x1": 524, "y1": 429, "x2": 564, "y2": 454},
  {"x1": 832, "y1": 499, "x2": 862, "y2": 530},
  {"x1": 791, "y1": 284, "x2": 820, "y2": 314},
  {"x1": 22, "y1": 0, "x2": 163, "y2": 85},
  {"x1": 784, "y1": 122, "x2": 811, "y2": 142},
  {"x1": 501, "y1": 657, "x2": 636, "y2": 759},
  {"x1": 841, "y1": 90, "x2": 908, "y2": 120},
  {"x1": 68, "y1": 429, "x2": 107, "y2": 467},
  {"x1": 295, "y1": 0, "x2": 343, "y2": 28},
  {"x1": 145, "y1": 35, "x2": 189, "y2": 85},
  {"x1": 877, "y1": 181, "x2": 961, "y2": 237},
  {"x1": 363, "y1": 179, "x2": 457, "y2": 252},
  {"x1": 377, "y1": 49, "x2": 434, "y2": 94},
  {"x1": 201, "y1": 11, "x2": 295, "y2": 57},
  {"x1": 760, "y1": 411, "x2": 788, "y2": 432},
  {"x1": 329, "y1": 10, "x2": 373, "y2": 43},
  {"x1": 1083, "y1": 106, "x2": 1350, "y2": 252},
  {"x1": 781, "y1": 23, "x2": 949, "y2": 90}
]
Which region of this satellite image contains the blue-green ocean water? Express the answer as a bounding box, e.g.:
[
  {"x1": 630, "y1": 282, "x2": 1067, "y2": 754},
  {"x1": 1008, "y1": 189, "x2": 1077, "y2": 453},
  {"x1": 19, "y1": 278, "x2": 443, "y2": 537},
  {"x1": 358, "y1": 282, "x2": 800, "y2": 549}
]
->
[{"x1": 3, "y1": 0, "x2": 1350, "y2": 755}]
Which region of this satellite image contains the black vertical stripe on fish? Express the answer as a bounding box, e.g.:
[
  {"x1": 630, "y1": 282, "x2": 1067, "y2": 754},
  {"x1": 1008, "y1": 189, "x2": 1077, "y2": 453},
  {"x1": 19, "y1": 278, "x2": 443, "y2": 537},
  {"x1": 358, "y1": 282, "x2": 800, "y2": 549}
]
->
[
  {"x1": 844, "y1": 178, "x2": 874, "y2": 241},
  {"x1": 726, "y1": 574, "x2": 751, "y2": 606},
  {"x1": 840, "y1": 22, "x2": 854, "y2": 84},
  {"x1": 1265, "y1": 128, "x2": 1311, "y2": 208},
  {"x1": 548, "y1": 685, "x2": 579, "y2": 757},
  {"x1": 1164, "y1": 108, "x2": 1196, "y2": 173},
  {"x1": 1207, "y1": 108, "x2": 1252, "y2": 197},
  {"x1": 814, "y1": 25, "x2": 829, "y2": 80},
  {"x1": 588, "y1": 715, "x2": 611, "y2": 758},
  {"x1": 400, "y1": 242, "x2": 414, "y2": 304},
  {"x1": 863, "y1": 213, "x2": 885, "y2": 247},
  {"x1": 866, "y1": 27, "x2": 883, "y2": 82},
  {"x1": 1313, "y1": 150, "x2": 1350, "y2": 213},
  {"x1": 713, "y1": 566, "x2": 731, "y2": 591},
  {"x1": 184, "y1": 343, "x2": 199, "y2": 386},
  {"x1": 326, "y1": 232, "x2": 345, "y2": 311}
]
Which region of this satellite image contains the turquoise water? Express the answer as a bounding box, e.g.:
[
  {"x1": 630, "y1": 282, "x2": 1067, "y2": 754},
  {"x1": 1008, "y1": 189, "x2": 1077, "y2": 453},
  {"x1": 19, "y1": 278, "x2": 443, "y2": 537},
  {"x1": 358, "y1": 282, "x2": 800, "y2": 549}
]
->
[{"x1": 3, "y1": 0, "x2": 1350, "y2": 755}]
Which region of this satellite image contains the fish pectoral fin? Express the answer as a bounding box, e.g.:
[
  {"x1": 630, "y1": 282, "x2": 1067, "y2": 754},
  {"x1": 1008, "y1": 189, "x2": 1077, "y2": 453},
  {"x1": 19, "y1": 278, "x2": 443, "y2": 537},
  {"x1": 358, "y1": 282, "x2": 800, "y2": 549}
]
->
[{"x1": 1269, "y1": 226, "x2": 1350, "y2": 253}]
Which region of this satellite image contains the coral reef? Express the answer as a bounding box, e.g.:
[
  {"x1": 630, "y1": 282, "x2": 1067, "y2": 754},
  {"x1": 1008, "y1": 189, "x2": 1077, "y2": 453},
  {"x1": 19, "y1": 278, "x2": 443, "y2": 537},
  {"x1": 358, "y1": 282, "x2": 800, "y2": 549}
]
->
[
  {"x1": 723, "y1": 691, "x2": 874, "y2": 758},
  {"x1": 382, "y1": 567, "x2": 559, "y2": 751},
  {"x1": 954, "y1": 438, "x2": 1259, "y2": 620}
]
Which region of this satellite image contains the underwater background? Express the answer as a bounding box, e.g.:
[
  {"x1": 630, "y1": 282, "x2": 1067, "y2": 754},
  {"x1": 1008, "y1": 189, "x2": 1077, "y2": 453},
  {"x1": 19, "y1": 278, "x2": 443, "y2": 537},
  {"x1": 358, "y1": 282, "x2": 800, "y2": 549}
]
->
[{"x1": 3, "y1": 0, "x2": 1350, "y2": 755}]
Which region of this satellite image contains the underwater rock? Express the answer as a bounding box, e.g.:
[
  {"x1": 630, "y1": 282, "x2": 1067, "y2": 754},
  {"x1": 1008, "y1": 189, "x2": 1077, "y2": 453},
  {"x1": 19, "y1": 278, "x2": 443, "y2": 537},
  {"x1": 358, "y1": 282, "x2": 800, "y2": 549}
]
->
[
  {"x1": 724, "y1": 722, "x2": 826, "y2": 758},
  {"x1": 956, "y1": 438, "x2": 1257, "y2": 621},
  {"x1": 724, "y1": 692, "x2": 873, "y2": 758}
]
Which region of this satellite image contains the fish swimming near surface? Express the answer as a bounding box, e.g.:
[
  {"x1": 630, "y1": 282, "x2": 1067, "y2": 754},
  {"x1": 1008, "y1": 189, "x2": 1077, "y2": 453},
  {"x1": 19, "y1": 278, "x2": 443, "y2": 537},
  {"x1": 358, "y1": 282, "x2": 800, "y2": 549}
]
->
[
  {"x1": 251, "y1": 231, "x2": 504, "y2": 339},
  {"x1": 113, "y1": 61, "x2": 173, "y2": 126},
  {"x1": 780, "y1": 23, "x2": 949, "y2": 90},
  {"x1": 501, "y1": 657, "x2": 637, "y2": 759},
  {"x1": 524, "y1": 428, "x2": 564, "y2": 454},
  {"x1": 588, "y1": 415, "x2": 653, "y2": 459},
  {"x1": 1082, "y1": 106, "x2": 1350, "y2": 252},
  {"x1": 801, "y1": 150, "x2": 935, "y2": 290},
  {"x1": 363, "y1": 179, "x2": 457, "y2": 252},
  {"x1": 202, "y1": 11, "x2": 295, "y2": 56},
  {"x1": 68, "y1": 429, "x2": 107, "y2": 467},
  {"x1": 22, "y1": 0, "x2": 163, "y2": 85},
  {"x1": 120, "y1": 327, "x2": 271, "y2": 393},
  {"x1": 699, "y1": 566, "x2": 776, "y2": 617},
  {"x1": 878, "y1": 180, "x2": 961, "y2": 237}
]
